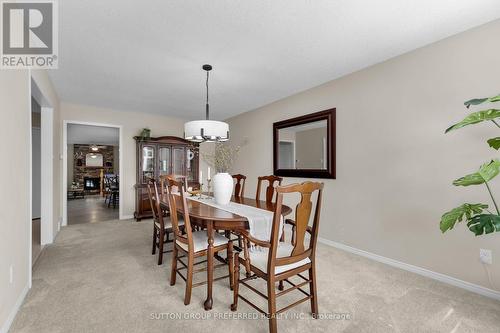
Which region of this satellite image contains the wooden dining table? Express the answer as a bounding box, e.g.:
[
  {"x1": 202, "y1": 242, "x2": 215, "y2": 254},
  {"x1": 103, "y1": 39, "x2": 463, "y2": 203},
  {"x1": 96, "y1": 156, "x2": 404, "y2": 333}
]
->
[{"x1": 159, "y1": 194, "x2": 292, "y2": 310}]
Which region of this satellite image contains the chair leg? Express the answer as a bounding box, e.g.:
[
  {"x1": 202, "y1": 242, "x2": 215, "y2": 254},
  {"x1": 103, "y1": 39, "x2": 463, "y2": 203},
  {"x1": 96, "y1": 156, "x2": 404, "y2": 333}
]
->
[
  {"x1": 184, "y1": 254, "x2": 194, "y2": 305},
  {"x1": 228, "y1": 242, "x2": 234, "y2": 290},
  {"x1": 170, "y1": 246, "x2": 178, "y2": 286},
  {"x1": 152, "y1": 227, "x2": 157, "y2": 255},
  {"x1": 309, "y1": 265, "x2": 318, "y2": 316},
  {"x1": 279, "y1": 224, "x2": 285, "y2": 242},
  {"x1": 157, "y1": 229, "x2": 164, "y2": 265},
  {"x1": 267, "y1": 279, "x2": 278, "y2": 333},
  {"x1": 230, "y1": 253, "x2": 240, "y2": 311},
  {"x1": 278, "y1": 280, "x2": 284, "y2": 291}
]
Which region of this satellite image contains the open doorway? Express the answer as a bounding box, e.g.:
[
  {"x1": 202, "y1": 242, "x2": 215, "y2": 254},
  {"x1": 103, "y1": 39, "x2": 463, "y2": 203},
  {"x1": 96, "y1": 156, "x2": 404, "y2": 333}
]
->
[
  {"x1": 30, "y1": 77, "x2": 54, "y2": 276},
  {"x1": 31, "y1": 98, "x2": 42, "y2": 265},
  {"x1": 64, "y1": 123, "x2": 121, "y2": 225}
]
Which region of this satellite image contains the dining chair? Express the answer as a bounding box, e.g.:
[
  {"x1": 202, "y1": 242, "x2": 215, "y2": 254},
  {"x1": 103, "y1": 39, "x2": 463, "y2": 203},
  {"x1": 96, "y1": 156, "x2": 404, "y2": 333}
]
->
[
  {"x1": 107, "y1": 175, "x2": 119, "y2": 209},
  {"x1": 232, "y1": 174, "x2": 247, "y2": 198},
  {"x1": 231, "y1": 181, "x2": 324, "y2": 333},
  {"x1": 256, "y1": 175, "x2": 286, "y2": 243},
  {"x1": 228, "y1": 174, "x2": 247, "y2": 247},
  {"x1": 147, "y1": 178, "x2": 183, "y2": 265},
  {"x1": 103, "y1": 174, "x2": 111, "y2": 205},
  {"x1": 166, "y1": 178, "x2": 235, "y2": 305},
  {"x1": 256, "y1": 175, "x2": 283, "y2": 203},
  {"x1": 159, "y1": 174, "x2": 187, "y2": 196}
]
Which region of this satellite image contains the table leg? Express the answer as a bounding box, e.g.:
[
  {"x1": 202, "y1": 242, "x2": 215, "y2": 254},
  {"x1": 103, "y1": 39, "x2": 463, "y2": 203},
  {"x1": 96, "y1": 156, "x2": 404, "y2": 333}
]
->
[{"x1": 204, "y1": 221, "x2": 214, "y2": 310}]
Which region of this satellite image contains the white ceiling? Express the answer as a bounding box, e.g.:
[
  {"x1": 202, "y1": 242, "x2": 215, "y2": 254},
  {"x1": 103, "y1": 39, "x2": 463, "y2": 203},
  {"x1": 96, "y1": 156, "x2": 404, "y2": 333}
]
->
[
  {"x1": 49, "y1": 1, "x2": 500, "y2": 120},
  {"x1": 67, "y1": 124, "x2": 119, "y2": 145}
]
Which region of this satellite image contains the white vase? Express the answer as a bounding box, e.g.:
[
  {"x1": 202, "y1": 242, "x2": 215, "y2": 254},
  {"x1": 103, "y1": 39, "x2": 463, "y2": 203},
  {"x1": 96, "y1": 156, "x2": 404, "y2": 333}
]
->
[{"x1": 212, "y1": 172, "x2": 233, "y2": 205}]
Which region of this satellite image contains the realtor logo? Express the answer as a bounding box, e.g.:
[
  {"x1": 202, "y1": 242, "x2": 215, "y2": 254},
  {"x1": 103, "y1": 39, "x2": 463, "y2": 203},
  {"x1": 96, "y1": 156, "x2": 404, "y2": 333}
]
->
[{"x1": 1, "y1": 0, "x2": 58, "y2": 68}]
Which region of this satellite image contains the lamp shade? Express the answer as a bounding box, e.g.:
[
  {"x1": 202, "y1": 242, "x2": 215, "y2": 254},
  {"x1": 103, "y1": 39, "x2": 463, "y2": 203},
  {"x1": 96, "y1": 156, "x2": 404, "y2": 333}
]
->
[{"x1": 184, "y1": 120, "x2": 229, "y2": 142}]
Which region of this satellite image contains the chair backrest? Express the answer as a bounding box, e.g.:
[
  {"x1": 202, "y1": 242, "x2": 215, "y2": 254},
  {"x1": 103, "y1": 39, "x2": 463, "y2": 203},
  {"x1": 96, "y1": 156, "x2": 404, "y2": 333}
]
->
[
  {"x1": 109, "y1": 175, "x2": 119, "y2": 189},
  {"x1": 165, "y1": 178, "x2": 193, "y2": 252},
  {"x1": 232, "y1": 174, "x2": 247, "y2": 198},
  {"x1": 159, "y1": 174, "x2": 186, "y2": 195},
  {"x1": 256, "y1": 175, "x2": 283, "y2": 203},
  {"x1": 268, "y1": 181, "x2": 324, "y2": 273},
  {"x1": 146, "y1": 178, "x2": 163, "y2": 227}
]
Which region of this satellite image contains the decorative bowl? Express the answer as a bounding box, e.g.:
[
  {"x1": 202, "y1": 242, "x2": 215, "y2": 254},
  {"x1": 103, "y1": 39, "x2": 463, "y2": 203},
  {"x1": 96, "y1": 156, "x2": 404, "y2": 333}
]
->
[{"x1": 187, "y1": 189, "x2": 202, "y2": 197}]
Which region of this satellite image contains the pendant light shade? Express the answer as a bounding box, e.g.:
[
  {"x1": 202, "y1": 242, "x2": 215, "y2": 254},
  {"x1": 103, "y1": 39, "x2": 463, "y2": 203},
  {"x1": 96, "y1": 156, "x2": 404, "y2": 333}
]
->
[{"x1": 184, "y1": 64, "x2": 230, "y2": 143}]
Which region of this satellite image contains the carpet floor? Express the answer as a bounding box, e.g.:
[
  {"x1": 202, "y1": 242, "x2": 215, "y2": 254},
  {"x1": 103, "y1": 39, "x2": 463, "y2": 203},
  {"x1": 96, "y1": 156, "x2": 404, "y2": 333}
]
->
[{"x1": 10, "y1": 219, "x2": 500, "y2": 333}]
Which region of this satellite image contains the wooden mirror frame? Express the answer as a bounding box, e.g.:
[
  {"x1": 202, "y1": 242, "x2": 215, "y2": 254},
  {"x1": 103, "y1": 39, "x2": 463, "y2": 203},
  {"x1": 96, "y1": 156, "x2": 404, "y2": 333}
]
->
[{"x1": 273, "y1": 108, "x2": 336, "y2": 179}]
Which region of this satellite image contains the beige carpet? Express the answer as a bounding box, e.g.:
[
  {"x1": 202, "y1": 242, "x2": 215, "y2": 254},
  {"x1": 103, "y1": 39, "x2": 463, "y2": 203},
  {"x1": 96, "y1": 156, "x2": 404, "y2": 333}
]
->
[{"x1": 10, "y1": 219, "x2": 500, "y2": 333}]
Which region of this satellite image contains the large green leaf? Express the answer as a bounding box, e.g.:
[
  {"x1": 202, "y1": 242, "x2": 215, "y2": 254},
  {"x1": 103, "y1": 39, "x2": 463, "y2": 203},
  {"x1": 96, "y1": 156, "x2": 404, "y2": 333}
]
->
[
  {"x1": 464, "y1": 94, "x2": 500, "y2": 108},
  {"x1": 445, "y1": 109, "x2": 500, "y2": 133},
  {"x1": 467, "y1": 214, "x2": 500, "y2": 235},
  {"x1": 487, "y1": 137, "x2": 500, "y2": 150},
  {"x1": 453, "y1": 160, "x2": 500, "y2": 186},
  {"x1": 440, "y1": 203, "x2": 488, "y2": 233}
]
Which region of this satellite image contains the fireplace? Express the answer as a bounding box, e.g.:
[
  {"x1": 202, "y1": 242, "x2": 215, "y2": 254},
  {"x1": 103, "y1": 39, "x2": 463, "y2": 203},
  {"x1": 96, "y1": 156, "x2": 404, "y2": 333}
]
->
[{"x1": 84, "y1": 177, "x2": 100, "y2": 192}]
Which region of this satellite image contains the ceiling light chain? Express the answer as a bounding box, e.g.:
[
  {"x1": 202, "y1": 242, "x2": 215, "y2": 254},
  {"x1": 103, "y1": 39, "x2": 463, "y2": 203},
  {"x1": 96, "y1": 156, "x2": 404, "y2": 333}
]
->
[{"x1": 184, "y1": 64, "x2": 230, "y2": 143}]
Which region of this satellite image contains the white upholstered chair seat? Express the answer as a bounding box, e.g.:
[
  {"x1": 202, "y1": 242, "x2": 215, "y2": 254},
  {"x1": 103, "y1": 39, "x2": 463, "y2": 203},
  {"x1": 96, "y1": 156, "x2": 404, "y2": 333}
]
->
[
  {"x1": 176, "y1": 230, "x2": 230, "y2": 253},
  {"x1": 155, "y1": 218, "x2": 184, "y2": 230},
  {"x1": 248, "y1": 244, "x2": 311, "y2": 275}
]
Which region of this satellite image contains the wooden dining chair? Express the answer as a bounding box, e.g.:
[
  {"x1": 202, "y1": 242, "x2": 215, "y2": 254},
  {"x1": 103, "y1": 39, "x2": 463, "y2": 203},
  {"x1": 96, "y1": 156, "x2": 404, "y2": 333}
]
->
[
  {"x1": 256, "y1": 175, "x2": 286, "y2": 243},
  {"x1": 159, "y1": 174, "x2": 187, "y2": 196},
  {"x1": 166, "y1": 178, "x2": 235, "y2": 305},
  {"x1": 107, "y1": 175, "x2": 119, "y2": 209},
  {"x1": 147, "y1": 178, "x2": 184, "y2": 265},
  {"x1": 256, "y1": 175, "x2": 283, "y2": 203},
  {"x1": 231, "y1": 181, "x2": 324, "y2": 333},
  {"x1": 232, "y1": 174, "x2": 247, "y2": 198},
  {"x1": 228, "y1": 174, "x2": 247, "y2": 247}
]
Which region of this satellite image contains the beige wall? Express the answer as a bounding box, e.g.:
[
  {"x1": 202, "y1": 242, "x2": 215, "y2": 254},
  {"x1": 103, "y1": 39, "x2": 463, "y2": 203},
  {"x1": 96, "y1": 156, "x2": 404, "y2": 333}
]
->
[
  {"x1": 226, "y1": 20, "x2": 500, "y2": 289},
  {"x1": 0, "y1": 69, "x2": 60, "y2": 331},
  {"x1": 0, "y1": 70, "x2": 31, "y2": 331},
  {"x1": 60, "y1": 103, "x2": 188, "y2": 218}
]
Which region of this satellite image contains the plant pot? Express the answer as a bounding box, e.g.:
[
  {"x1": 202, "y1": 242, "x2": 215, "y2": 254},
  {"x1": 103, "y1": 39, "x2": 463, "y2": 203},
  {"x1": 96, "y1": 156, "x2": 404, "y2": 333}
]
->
[{"x1": 213, "y1": 172, "x2": 233, "y2": 205}]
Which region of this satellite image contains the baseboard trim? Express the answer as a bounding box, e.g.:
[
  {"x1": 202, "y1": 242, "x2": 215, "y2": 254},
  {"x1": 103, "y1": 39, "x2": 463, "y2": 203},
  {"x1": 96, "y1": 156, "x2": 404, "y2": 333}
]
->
[
  {"x1": 318, "y1": 237, "x2": 500, "y2": 301},
  {"x1": 120, "y1": 215, "x2": 134, "y2": 220},
  {"x1": 0, "y1": 284, "x2": 29, "y2": 333}
]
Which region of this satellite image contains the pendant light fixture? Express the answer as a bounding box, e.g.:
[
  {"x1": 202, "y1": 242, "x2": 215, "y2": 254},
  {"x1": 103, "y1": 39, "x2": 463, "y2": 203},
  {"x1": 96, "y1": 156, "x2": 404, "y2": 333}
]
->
[{"x1": 184, "y1": 64, "x2": 229, "y2": 143}]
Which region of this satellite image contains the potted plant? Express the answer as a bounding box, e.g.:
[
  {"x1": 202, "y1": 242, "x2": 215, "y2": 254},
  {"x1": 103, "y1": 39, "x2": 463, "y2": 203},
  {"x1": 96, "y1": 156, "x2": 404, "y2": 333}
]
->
[
  {"x1": 202, "y1": 143, "x2": 240, "y2": 205},
  {"x1": 440, "y1": 94, "x2": 500, "y2": 236}
]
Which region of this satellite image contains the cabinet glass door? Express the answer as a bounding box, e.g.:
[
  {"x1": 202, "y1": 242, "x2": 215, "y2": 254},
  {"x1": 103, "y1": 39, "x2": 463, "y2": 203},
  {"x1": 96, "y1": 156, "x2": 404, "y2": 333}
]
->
[
  {"x1": 158, "y1": 146, "x2": 171, "y2": 176},
  {"x1": 141, "y1": 145, "x2": 155, "y2": 183},
  {"x1": 172, "y1": 147, "x2": 185, "y2": 176},
  {"x1": 186, "y1": 148, "x2": 197, "y2": 182}
]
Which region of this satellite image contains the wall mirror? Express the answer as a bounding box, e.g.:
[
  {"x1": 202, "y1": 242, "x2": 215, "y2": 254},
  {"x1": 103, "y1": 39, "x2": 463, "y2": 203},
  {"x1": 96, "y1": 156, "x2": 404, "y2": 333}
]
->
[
  {"x1": 85, "y1": 153, "x2": 104, "y2": 167},
  {"x1": 273, "y1": 108, "x2": 335, "y2": 179}
]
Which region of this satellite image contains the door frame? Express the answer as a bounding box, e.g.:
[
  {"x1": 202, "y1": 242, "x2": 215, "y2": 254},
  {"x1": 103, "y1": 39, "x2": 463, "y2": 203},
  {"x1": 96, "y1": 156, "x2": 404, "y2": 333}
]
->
[
  {"x1": 29, "y1": 74, "x2": 54, "y2": 287},
  {"x1": 62, "y1": 120, "x2": 124, "y2": 226}
]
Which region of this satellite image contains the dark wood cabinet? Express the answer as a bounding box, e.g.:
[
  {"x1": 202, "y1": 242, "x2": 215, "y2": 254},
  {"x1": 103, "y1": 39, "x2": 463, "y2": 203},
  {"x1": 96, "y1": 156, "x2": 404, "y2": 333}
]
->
[{"x1": 134, "y1": 136, "x2": 199, "y2": 221}]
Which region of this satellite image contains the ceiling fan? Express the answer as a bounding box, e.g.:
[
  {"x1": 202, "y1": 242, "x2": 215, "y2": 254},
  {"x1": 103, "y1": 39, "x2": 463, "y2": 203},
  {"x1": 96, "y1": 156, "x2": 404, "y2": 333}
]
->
[{"x1": 89, "y1": 144, "x2": 108, "y2": 152}]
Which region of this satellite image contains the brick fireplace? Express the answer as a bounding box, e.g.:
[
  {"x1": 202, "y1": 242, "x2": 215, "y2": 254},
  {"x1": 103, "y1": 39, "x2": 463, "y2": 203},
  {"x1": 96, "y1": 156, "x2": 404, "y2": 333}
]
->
[{"x1": 72, "y1": 144, "x2": 115, "y2": 193}]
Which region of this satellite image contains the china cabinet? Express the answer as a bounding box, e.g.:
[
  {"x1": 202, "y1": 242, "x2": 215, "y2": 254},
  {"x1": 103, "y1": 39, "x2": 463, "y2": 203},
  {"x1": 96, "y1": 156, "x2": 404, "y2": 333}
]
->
[{"x1": 134, "y1": 136, "x2": 199, "y2": 221}]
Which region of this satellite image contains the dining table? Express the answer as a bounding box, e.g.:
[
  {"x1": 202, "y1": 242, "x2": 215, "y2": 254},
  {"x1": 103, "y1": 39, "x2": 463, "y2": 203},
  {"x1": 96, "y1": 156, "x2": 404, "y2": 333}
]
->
[{"x1": 159, "y1": 193, "x2": 292, "y2": 310}]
